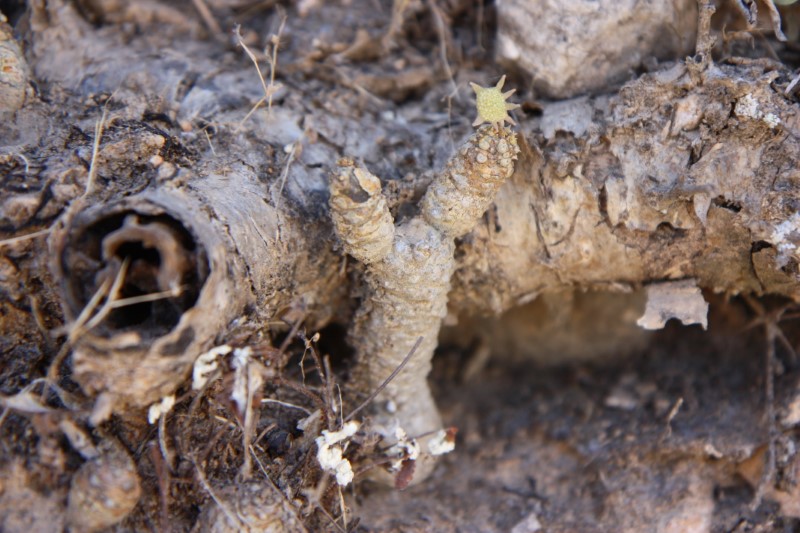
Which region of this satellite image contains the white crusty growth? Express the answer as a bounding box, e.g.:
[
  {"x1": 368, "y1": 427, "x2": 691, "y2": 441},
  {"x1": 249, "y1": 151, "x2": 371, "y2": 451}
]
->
[{"x1": 329, "y1": 108, "x2": 519, "y2": 485}]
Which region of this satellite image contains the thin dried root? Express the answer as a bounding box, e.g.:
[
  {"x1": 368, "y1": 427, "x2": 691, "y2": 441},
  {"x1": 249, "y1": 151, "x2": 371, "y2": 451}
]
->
[{"x1": 329, "y1": 122, "x2": 519, "y2": 485}]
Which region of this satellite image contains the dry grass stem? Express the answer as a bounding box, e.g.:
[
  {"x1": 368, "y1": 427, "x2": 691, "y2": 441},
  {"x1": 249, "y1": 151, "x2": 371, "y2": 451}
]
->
[
  {"x1": 0, "y1": 228, "x2": 51, "y2": 247},
  {"x1": 344, "y1": 336, "x2": 423, "y2": 423},
  {"x1": 235, "y1": 17, "x2": 285, "y2": 130},
  {"x1": 191, "y1": 0, "x2": 222, "y2": 35},
  {"x1": 83, "y1": 101, "x2": 111, "y2": 198}
]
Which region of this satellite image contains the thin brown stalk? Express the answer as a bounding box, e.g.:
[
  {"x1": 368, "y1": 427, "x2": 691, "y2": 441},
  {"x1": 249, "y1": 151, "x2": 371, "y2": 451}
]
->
[{"x1": 344, "y1": 336, "x2": 423, "y2": 423}]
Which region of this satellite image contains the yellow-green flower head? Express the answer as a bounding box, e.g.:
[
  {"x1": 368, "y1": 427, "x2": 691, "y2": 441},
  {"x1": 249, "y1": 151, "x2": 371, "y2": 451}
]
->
[{"x1": 470, "y1": 75, "x2": 520, "y2": 129}]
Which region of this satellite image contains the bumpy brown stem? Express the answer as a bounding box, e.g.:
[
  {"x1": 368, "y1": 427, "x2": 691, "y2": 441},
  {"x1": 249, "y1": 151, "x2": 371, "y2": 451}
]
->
[{"x1": 330, "y1": 125, "x2": 519, "y2": 483}]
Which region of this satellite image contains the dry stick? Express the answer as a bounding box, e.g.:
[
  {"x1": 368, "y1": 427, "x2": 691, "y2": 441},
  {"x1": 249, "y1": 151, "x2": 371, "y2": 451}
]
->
[
  {"x1": 335, "y1": 383, "x2": 344, "y2": 429},
  {"x1": 193, "y1": 456, "x2": 241, "y2": 528},
  {"x1": 48, "y1": 260, "x2": 178, "y2": 384},
  {"x1": 742, "y1": 295, "x2": 782, "y2": 510},
  {"x1": 191, "y1": 0, "x2": 222, "y2": 36},
  {"x1": 275, "y1": 137, "x2": 300, "y2": 209},
  {"x1": 314, "y1": 497, "x2": 347, "y2": 533},
  {"x1": 28, "y1": 294, "x2": 51, "y2": 341},
  {"x1": 323, "y1": 355, "x2": 344, "y2": 426},
  {"x1": 248, "y1": 445, "x2": 312, "y2": 533},
  {"x1": 234, "y1": 17, "x2": 285, "y2": 130},
  {"x1": 45, "y1": 276, "x2": 113, "y2": 383},
  {"x1": 261, "y1": 398, "x2": 311, "y2": 415},
  {"x1": 278, "y1": 317, "x2": 306, "y2": 360},
  {"x1": 427, "y1": 0, "x2": 457, "y2": 97},
  {"x1": 83, "y1": 265, "x2": 184, "y2": 335},
  {"x1": 65, "y1": 276, "x2": 114, "y2": 341},
  {"x1": 235, "y1": 25, "x2": 271, "y2": 102},
  {"x1": 158, "y1": 410, "x2": 175, "y2": 471},
  {"x1": 254, "y1": 422, "x2": 277, "y2": 446},
  {"x1": 753, "y1": 321, "x2": 778, "y2": 511},
  {"x1": 664, "y1": 397, "x2": 684, "y2": 440},
  {"x1": 301, "y1": 332, "x2": 335, "y2": 426},
  {"x1": 476, "y1": 0, "x2": 485, "y2": 51},
  {"x1": 240, "y1": 363, "x2": 263, "y2": 479},
  {"x1": 80, "y1": 257, "x2": 130, "y2": 333},
  {"x1": 202, "y1": 128, "x2": 216, "y2": 156},
  {"x1": 305, "y1": 475, "x2": 347, "y2": 533},
  {"x1": 266, "y1": 18, "x2": 286, "y2": 114},
  {"x1": 0, "y1": 228, "x2": 51, "y2": 248},
  {"x1": 83, "y1": 101, "x2": 111, "y2": 199},
  {"x1": 344, "y1": 336, "x2": 423, "y2": 423},
  {"x1": 337, "y1": 485, "x2": 348, "y2": 531},
  {"x1": 149, "y1": 442, "x2": 172, "y2": 533}
]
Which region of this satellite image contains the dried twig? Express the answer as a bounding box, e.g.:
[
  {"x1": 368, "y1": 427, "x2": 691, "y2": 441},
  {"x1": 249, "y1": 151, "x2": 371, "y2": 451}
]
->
[
  {"x1": 427, "y1": 0, "x2": 458, "y2": 97},
  {"x1": 0, "y1": 228, "x2": 51, "y2": 248},
  {"x1": 193, "y1": 456, "x2": 241, "y2": 528},
  {"x1": 191, "y1": 0, "x2": 222, "y2": 35},
  {"x1": 235, "y1": 17, "x2": 285, "y2": 130},
  {"x1": 149, "y1": 442, "x2": 172, "y2": 532},
  {"x1": 344, "y1": 336, "x2": 423, "y2": 423},
  {"x1": 83, "y1": 99, "x2": 112, "y2": 198},
  {"x1": 741, "y1": 296, "x2": 798, "y2": 510}
]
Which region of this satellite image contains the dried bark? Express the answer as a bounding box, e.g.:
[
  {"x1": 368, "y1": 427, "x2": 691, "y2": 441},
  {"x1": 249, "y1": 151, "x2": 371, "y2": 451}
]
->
[{"x1": 452, "y1": 60, "x2": 800, "y2": 314}]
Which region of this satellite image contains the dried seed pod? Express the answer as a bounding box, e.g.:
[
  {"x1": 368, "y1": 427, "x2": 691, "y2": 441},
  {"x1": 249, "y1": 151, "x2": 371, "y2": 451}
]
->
[
  {"x1": 66, "y1": 440, "x2": 141, "y2": 532},
  {"x1": 196, "y1": 481, "x2": 303, "y2": 533}
]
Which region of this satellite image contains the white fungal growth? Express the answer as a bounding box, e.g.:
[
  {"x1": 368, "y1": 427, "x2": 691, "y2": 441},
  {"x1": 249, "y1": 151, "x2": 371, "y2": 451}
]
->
[
  {"x1": 317, "y1": 445, "x2": 354, "y2": 486},
  {"x1": 231, "y1": 346, "x2": 262, "y2": 418},
  {"x1": 387, "y1": 427, "x2": 421, "y2": 471},
  {"x1": 734, "y1": 94, "x2": 760, "y2": 120},
  {"x1": 771, "y1": 212, "x2": 800, "y2": 264},
  {"x1": 764, "y1": 113, "x2": 781, "y2": 128},
  {"x1": 735, "y1": 93, "x2": 781, "y2": 128},
  {"x1": 329, "y1": 108, "x2": 520, "y2": 484},
  {"x1": 192, "y1": 344, "x2": 232, "y2": 390},
  {"x1": 315, "y1": 421, "x2": 360, "y2": 486},
  {"x1": 427, "y1": 429, "x2": 456, "y2": 456},
  {"x1": 318, "y1": 420, "x2": 360, "y2": 446},
  {"x1": 147, "y1": 394, "x2": 176, "y2": 424}
]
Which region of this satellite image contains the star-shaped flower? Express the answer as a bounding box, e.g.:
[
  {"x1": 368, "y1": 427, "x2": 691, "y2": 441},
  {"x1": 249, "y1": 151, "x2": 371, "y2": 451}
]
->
[{"x1": 469, "y1": 75, "x2": 520, "y2": 129}]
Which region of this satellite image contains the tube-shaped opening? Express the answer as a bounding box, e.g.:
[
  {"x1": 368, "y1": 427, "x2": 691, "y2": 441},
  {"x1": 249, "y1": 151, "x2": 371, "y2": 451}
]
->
[{"x1": 61, "y1": 211, "x2": 208, "y2": 340}]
